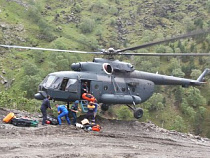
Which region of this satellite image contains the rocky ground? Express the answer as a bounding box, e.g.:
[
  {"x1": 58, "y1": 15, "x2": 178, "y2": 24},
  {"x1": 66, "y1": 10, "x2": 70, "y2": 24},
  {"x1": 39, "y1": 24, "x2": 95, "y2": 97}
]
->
[{"x1": 0, "y1": 107, "x2": 210, "y2": 158}]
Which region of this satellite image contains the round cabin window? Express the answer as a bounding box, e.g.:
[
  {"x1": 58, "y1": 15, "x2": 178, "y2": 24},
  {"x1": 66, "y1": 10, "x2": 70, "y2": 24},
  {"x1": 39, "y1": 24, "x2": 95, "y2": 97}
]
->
[
  {"x1": 104, "y1": 85, "x2": 108, "y2": 91},
  {"x1": 95, "y1": 84, "x2": 99, "y2": 89}
]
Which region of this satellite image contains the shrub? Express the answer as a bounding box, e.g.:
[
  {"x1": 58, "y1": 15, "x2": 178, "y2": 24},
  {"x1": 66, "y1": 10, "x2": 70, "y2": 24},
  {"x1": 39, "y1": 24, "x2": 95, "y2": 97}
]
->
[
  {"x1": 116, "y1": 106, "x2": 133, "y2": 120},
  {"x1": 80, "y1": 18, "x2": 95, "y2": 33},
  {"x1": 171, "y1": 115, "x2": 186, "y2": 132},
  {"x1": 22, "y1": 61, "x2": 39, "y2": 76}
]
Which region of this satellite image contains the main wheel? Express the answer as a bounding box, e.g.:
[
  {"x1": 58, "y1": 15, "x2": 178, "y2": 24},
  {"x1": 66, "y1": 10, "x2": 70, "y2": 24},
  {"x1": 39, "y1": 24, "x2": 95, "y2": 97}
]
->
[
  {"x1": 134, "y1": 108, "x2": 143, "y2": 119},
  {"x1": 101, "y1": 104, "x2": 109, "y2": 111}
]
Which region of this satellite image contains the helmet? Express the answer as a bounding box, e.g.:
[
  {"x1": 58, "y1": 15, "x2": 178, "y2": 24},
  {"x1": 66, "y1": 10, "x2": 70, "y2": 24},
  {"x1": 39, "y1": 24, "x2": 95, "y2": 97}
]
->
[{"x1": 75, "y1": 100, "x2": 79, "y2": 104}]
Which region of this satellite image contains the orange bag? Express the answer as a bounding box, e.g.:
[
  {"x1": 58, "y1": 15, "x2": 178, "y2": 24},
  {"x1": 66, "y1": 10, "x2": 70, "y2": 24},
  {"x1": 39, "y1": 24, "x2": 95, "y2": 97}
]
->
[
  {"x1": 92, "y1": 124, "x2": 101, "y2": 132},
  {"x1": 3, "y1": 112, "x2": 15, "y2": 123},
  {"x1": 82, "y1": 93, "x2": 96, "y2": 102}
]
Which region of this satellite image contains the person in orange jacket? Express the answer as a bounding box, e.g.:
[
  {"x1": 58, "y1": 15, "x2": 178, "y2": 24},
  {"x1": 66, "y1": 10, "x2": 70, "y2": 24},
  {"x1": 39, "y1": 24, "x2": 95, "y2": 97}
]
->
[{"x1": 85, "y1": 101, "x2": 95, "y2": 123}]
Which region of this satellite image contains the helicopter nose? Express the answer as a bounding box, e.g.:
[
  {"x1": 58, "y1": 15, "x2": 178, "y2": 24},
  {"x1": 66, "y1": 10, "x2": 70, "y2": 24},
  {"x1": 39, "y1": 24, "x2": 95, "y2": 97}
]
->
[{"x1": 34, "y1": 92, "x2": 45, "y2": 100}]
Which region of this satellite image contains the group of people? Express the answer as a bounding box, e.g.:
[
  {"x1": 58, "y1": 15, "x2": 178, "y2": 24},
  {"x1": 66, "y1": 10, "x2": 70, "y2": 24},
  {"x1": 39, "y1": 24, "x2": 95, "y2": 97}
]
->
[{"x1": 40, "y1": 81, "x2": 98, "y2": 126}]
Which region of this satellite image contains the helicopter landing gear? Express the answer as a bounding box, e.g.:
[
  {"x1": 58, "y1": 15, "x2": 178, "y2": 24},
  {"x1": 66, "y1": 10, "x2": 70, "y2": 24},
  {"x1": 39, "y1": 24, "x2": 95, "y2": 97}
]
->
[
  {"x1": 101, "y1": 104, "x2": 109, "y2": 111},
  {"x1": 126, "y1": 104, "x2": 143, "y2": 119},
  {"x1": 134, "y1": 108, "x2": 143, "y2": 119}
]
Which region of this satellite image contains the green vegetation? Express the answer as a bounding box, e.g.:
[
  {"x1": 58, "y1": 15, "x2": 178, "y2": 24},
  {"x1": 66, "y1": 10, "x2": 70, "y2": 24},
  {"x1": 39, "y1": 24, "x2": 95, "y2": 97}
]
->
[{"x1": 0, "y1": 0, "x2": 210, "y2": 137}]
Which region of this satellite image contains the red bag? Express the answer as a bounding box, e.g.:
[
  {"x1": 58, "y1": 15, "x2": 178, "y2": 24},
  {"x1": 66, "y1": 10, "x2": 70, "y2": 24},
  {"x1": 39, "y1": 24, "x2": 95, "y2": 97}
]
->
[
  {"x1": 82, "y1": 93, "x2": 96, "y2": 102},
  {"x1": 92, "y1": 124, "x2": 101, "y2": 132}
]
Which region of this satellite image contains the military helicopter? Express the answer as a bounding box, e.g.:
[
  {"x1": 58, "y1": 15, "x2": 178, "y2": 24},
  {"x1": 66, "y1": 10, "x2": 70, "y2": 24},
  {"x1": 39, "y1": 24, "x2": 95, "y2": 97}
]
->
[{"x1": 1, "y1": 28, "x2": 210, "y2": 119}]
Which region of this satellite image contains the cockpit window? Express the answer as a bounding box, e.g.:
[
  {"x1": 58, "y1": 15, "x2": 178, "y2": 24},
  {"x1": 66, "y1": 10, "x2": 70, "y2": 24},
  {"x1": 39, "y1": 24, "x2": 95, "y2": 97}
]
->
[
  {"x1": 59, "y1": 79, "x2": 77, "y2": 91},
  {"x1": 66, "y1": 79, "x2": 77, "y2": 89},
  {"x1": 43, "y1": 75, "x2": 57, "y2": 88},
  {"x1": 51, "y1": 77, "x2": 63, "y2": 89}
]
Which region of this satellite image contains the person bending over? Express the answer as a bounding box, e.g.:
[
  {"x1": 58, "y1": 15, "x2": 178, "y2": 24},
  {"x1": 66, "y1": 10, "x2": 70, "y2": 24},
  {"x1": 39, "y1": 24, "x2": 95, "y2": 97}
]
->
[{"x1": 56, "y1": 104, "x2": 71, "y2": 125}]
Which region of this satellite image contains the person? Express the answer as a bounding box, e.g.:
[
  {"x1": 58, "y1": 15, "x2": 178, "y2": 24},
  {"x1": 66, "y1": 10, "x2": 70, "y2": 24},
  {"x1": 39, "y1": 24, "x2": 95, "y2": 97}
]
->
[
  {"x1": 82, "y1": 81, "x2": 89, "y2": 94},
  {"x1": 55, "y1": 104, "x2": 71, "y2": 125},
  {"x1": 85, "y1": 101, "x2": 95, "y2": 124},
  {"x1": 70, "y1": 100, "x2": 81, "y2": 125},
  {"x1": 40, "y1": 95, "x2": 52, "y2": 126},
  {"x1": 93, "y1": 101, "x2": 99, "y2": 119}
]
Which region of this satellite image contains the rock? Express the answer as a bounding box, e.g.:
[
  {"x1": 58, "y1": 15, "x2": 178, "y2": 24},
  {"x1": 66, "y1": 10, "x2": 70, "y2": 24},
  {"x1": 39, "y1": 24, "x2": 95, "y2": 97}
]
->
[
  {"x1": 2, "y1": 69, "x2": 6, "y2": 74},
  {"x1": 15, "y1": 24, "x2": 24, "y2": 32},
  {"x1": 46, "y1": 5, "x2": 51, "y2": 10},
  {"x1": 0, "y1": 23, "x2": 9, "y2": 30}
]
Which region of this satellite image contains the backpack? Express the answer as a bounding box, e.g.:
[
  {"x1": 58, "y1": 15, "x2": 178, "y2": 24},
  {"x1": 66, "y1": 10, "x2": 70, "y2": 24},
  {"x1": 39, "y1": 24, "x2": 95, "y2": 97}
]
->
[
  {"x1": 11, "y1": 118, "x2": 38, "y2": 127},
  {"x1": 47, "y1": 116, "x2": 58, "y2": 125}
]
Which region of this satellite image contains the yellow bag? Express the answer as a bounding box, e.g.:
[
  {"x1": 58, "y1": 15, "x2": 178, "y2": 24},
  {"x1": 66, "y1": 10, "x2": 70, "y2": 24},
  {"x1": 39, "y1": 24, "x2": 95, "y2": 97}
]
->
[{"x1": 3, "y1": 112, "x2": 15, "y2": 123}]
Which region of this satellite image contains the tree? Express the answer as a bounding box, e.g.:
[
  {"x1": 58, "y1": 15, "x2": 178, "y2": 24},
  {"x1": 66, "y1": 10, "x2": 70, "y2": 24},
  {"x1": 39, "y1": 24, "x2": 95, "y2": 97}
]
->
[
  {"x1": 34, "y1": 50, "x2": 45, "y2": 64},
  {"x1": 134, "y1": 56, "x2": 160, "y2": 73},
  {"x1": 22, "y1": 61, "x2": 39, "y2": 76},
  {"x1": 75, "y1": 3, "x2": 82, "y2": 13},
  {"x1": 183, "y1": 17, "x2": 196, "y2": 32},
  {"x1": 190, "y1": 69, "x2": 202, "y2": 80},
  {"x1": 21, "y1": 75, "x2": 42, "y2": 98},
  {"x1": 194, "y1": 18, "x2": 203, "y2": 29},
  {"x1": 185, "y1": 106, "x2": 196, "y2": 120},
  {"x1": 56, "y1": 59, "x2": 69, "y2": 71},
  {"x1": 168, "y1": 58, "x2": 183, "y2": 74},
  {"x1": 206, "y1": 0, "x2": 210, "y2": 13},
  {"x1": 140, "y1": 30, "x2": 156, "y2": 43},
  {"x1": 174, "y1": 86, "x2": 183, "y2": 104},
  {"x1": 109, "y1": 6, "x2": 118, "y2": 16},
  {"x1": 171, "y1": 115, "x2": 186, "y2": 132},
  {"x1": 185, "y1": 87, "x2": 206, "y2": 108},
  {"x1": 116, "y1": 106, "x2": 133, "y2": 120},
  {"x1": 193, "y1": 106, "x2": 207, "y2": 135},
  {"x1": 180, "y1": 98, "x2": 188, "y2": 114},
  {"x1": 143, "y1": 93, "x2": 164, "y2": 111},
  {"x1": 172, "y1": 68, "x2": 185, "y2": 77}
]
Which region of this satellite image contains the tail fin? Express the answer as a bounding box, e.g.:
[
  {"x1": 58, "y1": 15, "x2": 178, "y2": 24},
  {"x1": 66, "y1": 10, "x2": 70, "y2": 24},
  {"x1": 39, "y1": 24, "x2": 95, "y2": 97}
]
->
[{"x1": 197, "y1": 68, "x2": 210, "y2": 82}]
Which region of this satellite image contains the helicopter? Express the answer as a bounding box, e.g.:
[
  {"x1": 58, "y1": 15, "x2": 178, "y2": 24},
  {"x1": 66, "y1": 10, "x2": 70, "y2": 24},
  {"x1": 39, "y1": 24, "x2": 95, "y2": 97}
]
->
[{"x1": 1, "y1": 28, "x2": 210, "y2": 119}]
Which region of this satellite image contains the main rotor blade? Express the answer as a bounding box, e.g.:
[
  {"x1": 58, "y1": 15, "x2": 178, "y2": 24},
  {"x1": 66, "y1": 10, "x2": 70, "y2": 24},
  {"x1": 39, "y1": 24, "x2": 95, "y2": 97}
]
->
[
  {"x1": 117, "y1": 28, "x2": 210, "y2": 53},
  {"x1": 0, "y1": 45, "x2": 102, "y2": 54},
  {"x1": 118, "y1": 52, "x2": 210, "y2": 56}
]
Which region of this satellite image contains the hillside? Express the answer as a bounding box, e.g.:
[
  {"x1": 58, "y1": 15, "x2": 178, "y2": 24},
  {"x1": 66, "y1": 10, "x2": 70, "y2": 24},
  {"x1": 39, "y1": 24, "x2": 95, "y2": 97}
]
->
[{"x1": 0, "y1": 0, "x2": 210, "y2": 137}]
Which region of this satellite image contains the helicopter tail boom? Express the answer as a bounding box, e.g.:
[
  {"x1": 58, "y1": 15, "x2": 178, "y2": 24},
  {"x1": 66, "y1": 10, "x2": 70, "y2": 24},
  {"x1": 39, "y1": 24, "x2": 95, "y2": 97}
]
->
[
  {"x1": 197, "y1": 68, "x2": 210, "y2": 82},
  {"x1": 130, "y1": 68, "x2": 210, "y2": 87}
]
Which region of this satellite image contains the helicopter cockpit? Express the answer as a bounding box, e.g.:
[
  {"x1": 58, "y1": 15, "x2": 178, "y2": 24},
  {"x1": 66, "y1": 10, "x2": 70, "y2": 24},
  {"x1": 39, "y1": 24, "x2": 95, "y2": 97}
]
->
[
  {"x1": 39, "y1": 75, "x2": 77, "y2": 91},
  {"x1": 35, "y1": 74, "x2": 79, "y2": 101}
]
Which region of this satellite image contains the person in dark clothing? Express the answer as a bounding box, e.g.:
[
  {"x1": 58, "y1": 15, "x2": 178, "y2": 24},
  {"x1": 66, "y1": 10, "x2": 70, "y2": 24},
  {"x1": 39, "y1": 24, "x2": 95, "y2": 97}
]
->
[
  {"x1": 82, "y1": 81, "x2": 88, "y2": 94},
  {"x1": 40, "y1": 95, "x2": 51, "y2": 125},
  {"x1": 70, "y1": 100, "x2": 81, "y2": 125}
]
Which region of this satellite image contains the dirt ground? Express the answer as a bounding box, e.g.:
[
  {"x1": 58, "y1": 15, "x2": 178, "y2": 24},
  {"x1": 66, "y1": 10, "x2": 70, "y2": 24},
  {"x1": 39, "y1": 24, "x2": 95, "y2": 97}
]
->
[{"x1": 0, "y1": 108, "x2": 210, "y2": 158}]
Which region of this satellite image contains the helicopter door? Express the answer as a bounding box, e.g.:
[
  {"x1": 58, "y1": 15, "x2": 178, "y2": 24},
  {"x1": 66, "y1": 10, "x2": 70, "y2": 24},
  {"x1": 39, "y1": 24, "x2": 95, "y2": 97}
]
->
[{"x1": 90, "y1": 81, "x2": 102, "y2": 100}]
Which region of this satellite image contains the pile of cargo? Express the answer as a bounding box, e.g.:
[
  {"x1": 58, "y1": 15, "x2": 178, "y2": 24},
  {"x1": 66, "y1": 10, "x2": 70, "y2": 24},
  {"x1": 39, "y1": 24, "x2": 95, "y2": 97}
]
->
[{"x1": 3, "y1": 112, "x2": 38, "y2": 127}]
